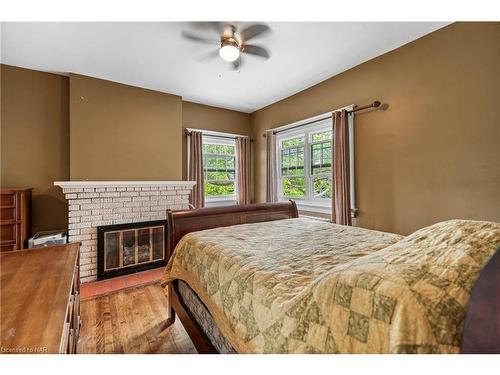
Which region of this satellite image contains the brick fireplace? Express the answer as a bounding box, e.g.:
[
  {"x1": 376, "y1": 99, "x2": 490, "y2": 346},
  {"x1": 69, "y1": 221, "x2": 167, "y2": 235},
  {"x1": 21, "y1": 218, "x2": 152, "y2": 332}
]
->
[{"x1": 55, "y1": 181, "x2": 195, "y2": 283}]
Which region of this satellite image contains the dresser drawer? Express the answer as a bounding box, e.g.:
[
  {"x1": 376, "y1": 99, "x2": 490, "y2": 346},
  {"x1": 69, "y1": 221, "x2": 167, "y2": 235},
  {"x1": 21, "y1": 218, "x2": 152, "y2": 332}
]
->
[
  {"x1": 1, "y1": 206, "x2": 16, "y2": 221},
  {"x1": 0, "y1": 193, "x2": 15, "y2": 207},
  {"x1": 1, "y1": 223, "x2": 16, "y2": 243}
]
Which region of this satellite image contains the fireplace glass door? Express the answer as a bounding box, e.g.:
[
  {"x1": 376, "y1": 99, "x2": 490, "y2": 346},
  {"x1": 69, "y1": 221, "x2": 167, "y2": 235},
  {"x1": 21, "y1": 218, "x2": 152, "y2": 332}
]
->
[{"x1": 97, "y1": 220, "x2": 166, "y2": 280}]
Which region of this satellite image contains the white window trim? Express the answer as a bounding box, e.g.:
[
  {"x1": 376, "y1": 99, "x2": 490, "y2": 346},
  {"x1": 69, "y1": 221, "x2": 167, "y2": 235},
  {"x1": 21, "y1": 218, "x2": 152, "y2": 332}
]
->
[
  {"x1": 276, "y1": 119, "x2": 332, "y2": 211},
  {"x1": 202, "y1": 135, "x2": 238, "y2": 205},
  {"x1": 274, "y1": 105, "x2": 357, "y2": 216}
]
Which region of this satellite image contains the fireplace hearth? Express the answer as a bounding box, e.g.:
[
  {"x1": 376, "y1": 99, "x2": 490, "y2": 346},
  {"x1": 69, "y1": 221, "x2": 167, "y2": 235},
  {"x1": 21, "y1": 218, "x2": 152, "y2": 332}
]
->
[{"x1": 97, "y1": 220, "x2": 167, "y2": 280}]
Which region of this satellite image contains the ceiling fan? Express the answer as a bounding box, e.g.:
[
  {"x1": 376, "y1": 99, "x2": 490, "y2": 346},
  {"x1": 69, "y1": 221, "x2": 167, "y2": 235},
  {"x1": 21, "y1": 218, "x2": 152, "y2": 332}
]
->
[{"x1": 181, "y1": 22, "x2": 271, "y2": 69}]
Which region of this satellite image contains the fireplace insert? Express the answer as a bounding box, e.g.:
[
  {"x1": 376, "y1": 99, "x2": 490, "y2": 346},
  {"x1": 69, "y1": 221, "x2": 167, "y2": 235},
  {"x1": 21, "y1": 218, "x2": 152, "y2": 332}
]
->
[{"x1": 97, "y1": 220, "x2": 167, "y2": 280}]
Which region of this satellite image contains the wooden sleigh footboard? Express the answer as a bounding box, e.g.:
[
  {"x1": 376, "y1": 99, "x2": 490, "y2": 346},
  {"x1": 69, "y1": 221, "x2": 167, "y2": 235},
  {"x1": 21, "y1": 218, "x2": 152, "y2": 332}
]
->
[{"x1": 164, "y1": 201, "x2": 298, "y2": 352}]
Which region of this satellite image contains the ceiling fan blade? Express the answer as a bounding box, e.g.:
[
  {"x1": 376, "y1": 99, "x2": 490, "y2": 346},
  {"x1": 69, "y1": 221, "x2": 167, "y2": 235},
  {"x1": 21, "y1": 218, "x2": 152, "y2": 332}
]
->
[
  {"x1": 181, "y1": 31, "x2": 220, "y2": 45},
  {"x1": 239, "y1": 24, "x2": 270, "y2": 42},
  {"x1": 242, "y1": 44, "x2": 270, "y2": 59},
  {"x1": 194, "y1": 49, "x2": 220, "y2": 62}
]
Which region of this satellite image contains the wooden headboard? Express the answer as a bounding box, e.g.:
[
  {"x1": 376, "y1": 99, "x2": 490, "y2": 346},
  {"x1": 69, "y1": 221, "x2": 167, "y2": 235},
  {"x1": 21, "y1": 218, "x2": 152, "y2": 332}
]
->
[{"x1": 165, "y1": 201, "x2": 298, "y2": 261}]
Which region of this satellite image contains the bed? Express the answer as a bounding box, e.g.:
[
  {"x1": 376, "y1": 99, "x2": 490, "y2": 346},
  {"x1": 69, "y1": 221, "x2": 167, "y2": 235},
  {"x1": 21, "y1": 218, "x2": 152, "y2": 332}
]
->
[{"x1": 161, "y1": 202, "x2": 500, "y2": 354}]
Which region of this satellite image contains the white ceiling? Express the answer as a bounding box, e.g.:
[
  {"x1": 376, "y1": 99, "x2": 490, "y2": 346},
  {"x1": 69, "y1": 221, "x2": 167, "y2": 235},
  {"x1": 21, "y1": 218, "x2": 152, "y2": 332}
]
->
[{"x1": 1, "y1": 22, "x2": 448, "y2": 113}]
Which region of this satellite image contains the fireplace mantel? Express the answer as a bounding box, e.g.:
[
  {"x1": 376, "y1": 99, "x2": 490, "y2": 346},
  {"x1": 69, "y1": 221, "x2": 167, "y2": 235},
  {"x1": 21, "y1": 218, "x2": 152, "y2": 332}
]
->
[{"x1": 54, "y1": 181, "x2": 196, "y2": 189}]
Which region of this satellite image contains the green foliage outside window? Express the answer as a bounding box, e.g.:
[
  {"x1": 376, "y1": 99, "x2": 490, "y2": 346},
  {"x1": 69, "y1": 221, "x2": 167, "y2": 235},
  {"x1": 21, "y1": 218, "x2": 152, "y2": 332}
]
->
[
  {"x1": 203, "y1": 143, "x2": 236, "y2": 197},
  {"x1": 280, "y1": 131, "x2": 333, "y2": 200}
]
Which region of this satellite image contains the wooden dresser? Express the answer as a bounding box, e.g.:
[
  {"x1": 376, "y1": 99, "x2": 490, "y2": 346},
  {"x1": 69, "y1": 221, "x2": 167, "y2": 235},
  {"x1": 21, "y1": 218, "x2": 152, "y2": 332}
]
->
[
  {"x1": 1, "y1": 188, "x2": 32, "y2": 252},
  {"x1": 0, "y1": 243, "x2": 81, "y2": 354}
]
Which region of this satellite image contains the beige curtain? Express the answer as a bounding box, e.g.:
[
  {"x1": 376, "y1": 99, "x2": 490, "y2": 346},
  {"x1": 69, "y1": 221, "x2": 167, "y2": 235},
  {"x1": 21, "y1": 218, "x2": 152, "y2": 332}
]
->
[
  {"x1": 236, "y1": 137, "x2": 251, "y2": 205},
  {"x1": 188, "y1": 131, "x2": 205, "y2": 208},
  {"x1": 266, "y1": 130, "x2": 278, "y2": 202},
  {"x1": 332, "y1": 110, "x2": 352, "y2": 225}
]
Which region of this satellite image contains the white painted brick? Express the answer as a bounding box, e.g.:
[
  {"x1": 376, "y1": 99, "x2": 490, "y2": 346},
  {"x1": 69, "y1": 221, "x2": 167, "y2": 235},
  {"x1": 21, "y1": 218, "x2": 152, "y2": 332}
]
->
[
  {"x1": 71, "y1": 234, "x2": 92, "y2": 242},
  {"x1": 141, "y1": 187, "x2": 151, "y2": 191},
  {"x1": 90, "y1": 198, "x2": 104, "y2": 204},
  {"x1": 126, "y1": 187, "x2": 135, "y2": 191},
  {"x1": 63, "y1": 188, "x2": 84, "y2": 194},
  {"x1": 161, "y1": 190, "x2": 177, "y2": 196},
  {"x1": 92, "y1": 208, "x2": 113, "y2": 215},
  {"x1": 80, "y1": 264, "x2": 94, "y2": 271},
  {"x1": 125, "y1": 201, "x2": 143, "y2": 208},
  {"x1": 114, "y1": 197, "x2": 132, "y2": 202},
  {"x1": 80, "y1": 228, "x2": 96, "y2": 235},
  {"x1": 95, "y1": 188, "x2": 106, "y2": 192},
  {"x1": 150, "y1": 205, "x2": 166, "y2": 212},
  {"x1": 140, "y1": 191, "x2": 160, "y2": 196},
  {"x1": 82, "y1": 215, "x2": 101, "y2": 222},
  {"x1": 80, "y1": 257, "x2": 92, "y2": 265},
  {"x1": 123, "y1": 212, "x2": 141, "y2": 219},
  {"x1": 69, "y1": 204, "x2": 80, "y2": 211},
  {"x1": 133, "y1": 196, "x2": 150, "y2": 202},
  {"x1": 122, "y1": 191, "x2": 138, "y2": 197},
  {"x1": 72, "y1": 198, "x2": 92, "y2": 204},
  {"x1": 78, "y1": 192, "x2": 100, "y2": 198},
  {"x1": 68, "y1": 229, "x2": 80, "y2": 236},
  {"x1": 80, "y1": 203, "x2": 102, "y2": 210},
  {"x1": 65, "y1": 193, "x2": 78, "y2": 199},
  {"x1": 91, "y1": 220, "x2": 112, "y2": 227},
  {"x1": 84, "y1": 188, "x2": 96, "y2": 193},
  {"x1": 134, "y1": 187, "x2": 142, "y2": 191},
  {"x1": 100, "y1": 192, "x2": 120, "y2": 198},
  {"x1": 106, "y1": 187, "x2": 117, "y2": 192},
  {"x1": 81, "y1": 240, "x2": 94, "y2": 247},
  {"x1": 69, "y1": 210, "x2": 91, "y2": 217},
  {"x1": 68, "y1": 216, "x2": 80, "y2": 224},
  {"x1": 80, "y1": 251, "x2": 93, "y2": 259},
  {"x1": 114, "y1": 218, "x2": 133, "y2": 224},
  {"x1": 105, "y1": 203, "x2": 124, "y2": 209},
  {"x1": 68, "y1": 222, "x2": 92, "y2": 230},
  {"x1": 116, "y1": 187, "x2": 127, "y2": 192},
  {"x1": 103, "y1": 214, "x2": 122, "y2": 220},
  {"x1": 115, "y1": 207, "x2": 132, "y2": 213}
]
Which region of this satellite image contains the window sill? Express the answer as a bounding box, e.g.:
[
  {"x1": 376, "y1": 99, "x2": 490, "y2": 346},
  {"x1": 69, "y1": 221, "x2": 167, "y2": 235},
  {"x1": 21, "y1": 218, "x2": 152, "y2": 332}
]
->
[{"x1": 279, "y1": 199, "x2": 331, "y2": 214}]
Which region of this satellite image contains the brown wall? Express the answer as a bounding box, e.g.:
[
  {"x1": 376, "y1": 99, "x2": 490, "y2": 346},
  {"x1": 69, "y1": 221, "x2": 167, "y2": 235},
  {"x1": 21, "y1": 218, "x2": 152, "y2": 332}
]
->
[
  {"x1": 69, "y1": 74, "x2": 183, "y2": 180},
  {"x1": 251, "y1": 22, "x2": 500, "y2": 234},
  {"x1": 1, "y1": 65, "x2": 69, "y2": 232},
  {"x1": 181, "y1": 101, "x2": 251, "y2": 179}
]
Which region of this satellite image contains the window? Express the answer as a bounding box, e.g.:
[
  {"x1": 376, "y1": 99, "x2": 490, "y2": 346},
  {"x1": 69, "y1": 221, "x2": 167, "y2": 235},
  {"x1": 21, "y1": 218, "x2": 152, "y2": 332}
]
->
[
  {"x1": 202, "y1": 136, "x2": 236, "y2": 203},
  {"x1": 276, "y1": 119, "x2": 333, "y2": 212}
]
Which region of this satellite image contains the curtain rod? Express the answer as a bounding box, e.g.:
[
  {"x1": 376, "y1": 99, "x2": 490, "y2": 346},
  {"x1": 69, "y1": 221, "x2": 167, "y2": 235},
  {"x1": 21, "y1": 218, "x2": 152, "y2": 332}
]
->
[
  {"x1": 264, "y1": 101, "x2": 382, "y2": 137},
  {"x1": 184, "y1": 128, "x2": 252, "y2": 142}
]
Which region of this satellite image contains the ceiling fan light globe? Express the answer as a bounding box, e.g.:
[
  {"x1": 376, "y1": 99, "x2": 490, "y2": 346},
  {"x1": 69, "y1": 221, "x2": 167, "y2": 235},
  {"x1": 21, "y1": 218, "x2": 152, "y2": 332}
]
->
[{"x1": 219, "y1": 45, "x2": 240, "y2": 62}]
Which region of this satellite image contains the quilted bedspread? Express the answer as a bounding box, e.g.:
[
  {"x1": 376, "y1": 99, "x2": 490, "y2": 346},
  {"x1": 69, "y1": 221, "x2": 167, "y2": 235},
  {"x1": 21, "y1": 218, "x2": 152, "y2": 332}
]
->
[{"x1": 162, "y1": 218, "x2": 500, "y2": 353}]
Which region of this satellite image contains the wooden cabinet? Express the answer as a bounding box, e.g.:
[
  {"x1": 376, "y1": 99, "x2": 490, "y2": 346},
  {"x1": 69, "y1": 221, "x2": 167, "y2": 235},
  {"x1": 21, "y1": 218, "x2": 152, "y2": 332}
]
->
[
  {"x1": 0, "y1": 188, "x2": 32, "y2": 251},
  {"x1": 0, "y1": 243, "x2": 81, "y2": 354}
]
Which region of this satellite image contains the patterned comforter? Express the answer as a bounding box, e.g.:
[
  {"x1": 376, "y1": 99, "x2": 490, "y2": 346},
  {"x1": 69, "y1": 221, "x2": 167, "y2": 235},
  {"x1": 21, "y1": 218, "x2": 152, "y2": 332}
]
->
[{"x1": 162, "y1": 218, "x2": 500, "y2": 353}]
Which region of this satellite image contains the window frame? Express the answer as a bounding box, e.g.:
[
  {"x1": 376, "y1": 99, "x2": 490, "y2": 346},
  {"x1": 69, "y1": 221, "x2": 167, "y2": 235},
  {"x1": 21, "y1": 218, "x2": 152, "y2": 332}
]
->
[
  {"x1": 275, "y1": 119, "x2": 333, "y2": 212},
  {"x1": 202, "y1": 135, "x2": 237, "y2": 205}
]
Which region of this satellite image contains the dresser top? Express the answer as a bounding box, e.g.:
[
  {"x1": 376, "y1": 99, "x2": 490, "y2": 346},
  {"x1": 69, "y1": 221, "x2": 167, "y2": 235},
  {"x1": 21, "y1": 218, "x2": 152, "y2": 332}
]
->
[
  {"x1": 0, "y1": 243, "x2": 79, "y2": 353},
  {"x1": 0, "y1": 188, "x2": 33, "y2": 193}
]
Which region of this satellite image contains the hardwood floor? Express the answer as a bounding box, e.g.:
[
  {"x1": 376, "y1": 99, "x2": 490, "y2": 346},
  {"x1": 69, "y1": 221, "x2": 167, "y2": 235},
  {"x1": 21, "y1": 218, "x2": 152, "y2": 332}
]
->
[{"x1": 79, "y1": 282, "x2": 197, "y2": 354}]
